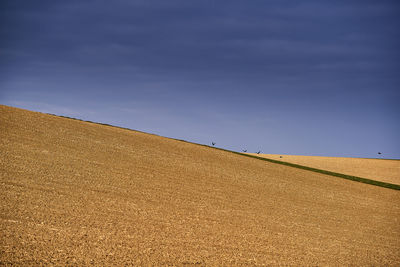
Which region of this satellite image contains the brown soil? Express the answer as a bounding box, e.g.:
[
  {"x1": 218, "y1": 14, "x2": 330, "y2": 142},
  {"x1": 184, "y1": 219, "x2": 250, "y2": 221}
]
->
[
  {"x1": 250, "y1": 154, "x2": 400, "y2": 186},
  {"x1": 1, "y1": 105, "x2": 399, "y2": 265}
]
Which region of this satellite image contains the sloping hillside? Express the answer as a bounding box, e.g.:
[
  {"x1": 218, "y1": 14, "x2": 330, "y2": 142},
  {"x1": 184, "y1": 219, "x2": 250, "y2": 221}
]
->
[
  {"x1": 1, "y1": 105, "x2": 399, "y2": 265},
  {"x1": 251, "y1": 154, "x2": 400, "y2": 185}
]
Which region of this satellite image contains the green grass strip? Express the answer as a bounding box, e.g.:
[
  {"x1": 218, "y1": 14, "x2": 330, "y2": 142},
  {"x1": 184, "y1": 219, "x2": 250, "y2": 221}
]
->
[
  {"x1": 48, "y1": 112, "x2": 400, "y2": 191},
  {"x1": 232, "y1": 151, "x2": 400, "y2": 191}
]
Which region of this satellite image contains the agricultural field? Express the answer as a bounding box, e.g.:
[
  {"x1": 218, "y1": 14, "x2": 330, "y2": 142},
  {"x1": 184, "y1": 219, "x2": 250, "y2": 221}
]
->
[
  {"x1": 1, "y1": 105, "x2": 399, "y2": 265},
  {"x1": 250, "y1": 154, "x2": 400, "y2": 186}
]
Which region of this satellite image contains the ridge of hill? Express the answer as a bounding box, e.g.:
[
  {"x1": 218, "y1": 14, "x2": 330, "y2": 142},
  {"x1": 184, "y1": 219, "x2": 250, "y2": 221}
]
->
[
  {"x1": 46, "y1": 109, "x2": 400, "y2": 191},
  {"x1": 47, "y1": 109, "x2": 400, "y2": 191},
  {"x1": 1, "y1": 105, "x2": 399, "y2": 265}
]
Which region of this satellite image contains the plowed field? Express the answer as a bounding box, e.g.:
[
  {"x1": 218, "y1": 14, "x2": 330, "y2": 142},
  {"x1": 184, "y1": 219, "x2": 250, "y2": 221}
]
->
[
  {"x1": 251, "y1": 154, "x2": 400, "y2": 185},
  {"x1": 1, "y1": 105, "x2": 399, "y2": 265}
]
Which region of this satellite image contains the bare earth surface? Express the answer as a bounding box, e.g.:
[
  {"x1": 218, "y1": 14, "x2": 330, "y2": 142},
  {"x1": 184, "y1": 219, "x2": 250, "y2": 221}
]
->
[
  {"x1": 250, "y1": 154, "x2": 400, "y2": 185},
  {"x1": 1, "y1": 105, "x2": 399, "y2": 265}
]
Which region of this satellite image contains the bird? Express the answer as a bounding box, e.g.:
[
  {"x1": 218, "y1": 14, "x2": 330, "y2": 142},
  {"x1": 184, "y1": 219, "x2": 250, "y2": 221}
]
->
[
  {"x1": 256, "y1": 151, "x2": 261, "y2": 154},
  {"x1": 212, "y1": 142, "x2": 216, "y2": 146},
  {"x1": 378, "y1": 152, "x2": 382, "y2": 155},
  {"x1": 242, "y1": 149, "x2": 247, "y2": 152}
]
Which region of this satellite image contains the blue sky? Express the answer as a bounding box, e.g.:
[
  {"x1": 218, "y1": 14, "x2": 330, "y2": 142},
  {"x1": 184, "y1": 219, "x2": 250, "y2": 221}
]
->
[{"x1": 1, "y1": 0, "x2": 399, "y2": 158}]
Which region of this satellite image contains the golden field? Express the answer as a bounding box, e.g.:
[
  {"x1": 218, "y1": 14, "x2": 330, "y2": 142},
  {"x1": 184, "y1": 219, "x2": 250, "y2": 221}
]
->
[
  {"x1": 1, "y1": 105, "x2": 399, "y2": 265},
  {"x1": 250, "y1": 154, "x2": 400, "y2": 185}
]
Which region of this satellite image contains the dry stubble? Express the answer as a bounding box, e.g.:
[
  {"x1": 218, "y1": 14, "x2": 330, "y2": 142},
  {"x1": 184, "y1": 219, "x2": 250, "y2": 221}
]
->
[{"x1": 1, "y1": 105, "x2": 399, "y2": 265}]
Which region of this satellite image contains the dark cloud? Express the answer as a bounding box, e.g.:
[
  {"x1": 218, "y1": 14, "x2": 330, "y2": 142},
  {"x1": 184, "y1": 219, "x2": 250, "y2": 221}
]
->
[
  {"x1": 1, "y1": 3, "x2": 398, "y2": 94},
  {"x1": 2, "y1": 1, "x2": 399, "y2": 92}
]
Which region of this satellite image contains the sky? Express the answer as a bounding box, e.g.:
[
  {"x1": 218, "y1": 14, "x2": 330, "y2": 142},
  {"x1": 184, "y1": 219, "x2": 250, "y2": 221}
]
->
[{"x1": 1, "y1": 0, "x2": 399, "y2": 158}]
